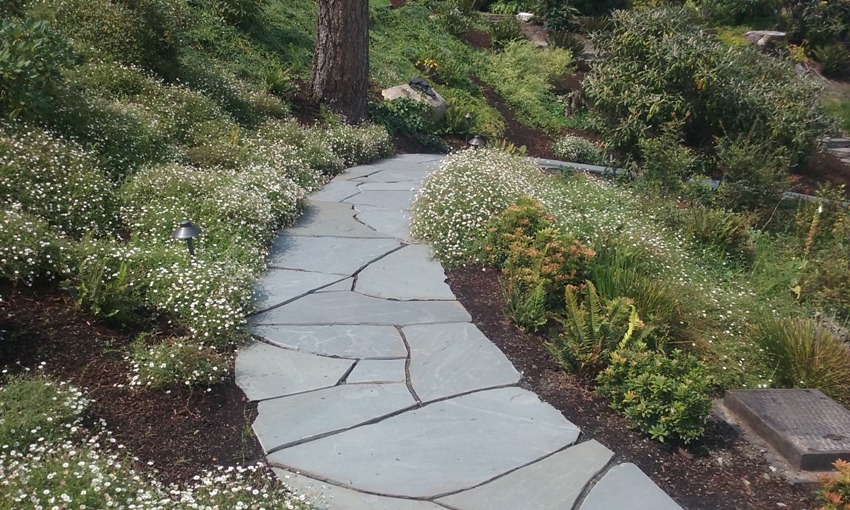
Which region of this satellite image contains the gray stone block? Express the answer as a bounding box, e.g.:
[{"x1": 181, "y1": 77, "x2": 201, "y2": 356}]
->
[
  {"x1": 346, "y1": 359, "x2": 408, "y2": 383},
  {"x1": 344, "y1": 190, "x2": 414, "y2": 211},
  {"x1": 580, "y1": 463, "x2": 682, "y2": 510},
  {"x1": 253, "y1": 269, "x2": 345, "y2": 311},
  {"x1": 251, "y1": 325, "x2": 407, "y2": 359},
  {"x1": 268, "y1": 236, "x2": 400, "y2": 275},
  {"x1": 355, "y1": 244, "x2": 453, "y2": 301},
  {"x1": 286, "y1": 202, "x2": 389, "y2": 238},
  {"x1": 355, "y1": 211, "x2": 412, "y2": 240}
]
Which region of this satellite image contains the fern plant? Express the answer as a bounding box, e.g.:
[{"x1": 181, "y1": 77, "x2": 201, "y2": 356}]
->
[{"x1": 547, "y1": 280, "x2": 653, "y2": 376}]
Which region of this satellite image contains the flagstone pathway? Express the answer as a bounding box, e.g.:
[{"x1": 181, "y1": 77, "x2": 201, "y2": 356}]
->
[{"x1": 236, "y1": 153, "x2": 684, "y2": 510}]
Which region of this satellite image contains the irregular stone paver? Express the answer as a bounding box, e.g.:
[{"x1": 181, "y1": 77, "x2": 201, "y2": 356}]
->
[
  {"x1": 337, "y1": 164, "x2": 382, "y2": 180},
  {"x1": 251, "y1": 291, "x2": 471, "y2": 326},
  {"x1": 253, "y1": 383, "x2": 415, "y2": 451},
  {"x1": 437, "y1": 440, "x2": 613, "y2": 510},
  {"x1": 346, "y1": 359, "x2": 408, "y2": 384},
  {"x1": 315, "y1": 278, "x2": 353, "y2": 293},
  {"x1": 268, "y1": 236, "x2": 400, "y2": 275},
  {"x1": 358, "y1": 182, "x2": 418, "y2": 191},
  {"x1": 273, "y1": 469, "x2": 446, "y2": 510},
  {"x1": 355, "y1": 211, "x2": 413, "y2": 240},
  {"x1": 286, "y1": 202, "x2": 388, "y2": 238},
  {"x1": 253, "y1": 269, "x2": 345, "y2": 311},
  {"x1": 251, "y1": 325, "x2": 407, "y2": 359},
  {"x1": 355, "y1": 244, "x2": 453, "y2": 301},
  {"x1": 269, "y1": 387, "x2": 579, "y2": 499},
  {"x1": 390, "y1": 153, "x2": 444, "y2": 165},
  {"x1": 580, "y1": 463, "x2": 682, "y2": 510},
  {"x1": 357, "y1": 167, "x2": 432, "y2": 184},
  {"x1": 344, "y1": 190, "x2": 414, "y2": 211},
  {"x1": 308, "y1": 180, "x2": 361, "y2": 202},
  {"x1": 404, "y1": 323, "x2": 521, "y2": 402},
  {"x1": 236, "y1": 342, "x2": 353, "y2": 401}
]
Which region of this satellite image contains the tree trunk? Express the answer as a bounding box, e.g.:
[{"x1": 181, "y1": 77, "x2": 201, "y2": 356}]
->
[{"x1": 310, "y1": 0, "x2": 370, "y2": 123}]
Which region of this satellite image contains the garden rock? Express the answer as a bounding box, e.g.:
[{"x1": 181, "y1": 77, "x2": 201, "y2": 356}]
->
[
  {"x1": 745, "y1": 30, "x2": 786, "y2": 51},
  {"x1": 381, "y1": 84, "x2": 447, "y2": 122}
]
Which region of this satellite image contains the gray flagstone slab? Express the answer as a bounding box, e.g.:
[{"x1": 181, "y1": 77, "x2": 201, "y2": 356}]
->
[
  {"x1": 236, "y1": 342, "x2": 354, "y2": 401},
  {"x1": 315, "y1": 278, "x2": 353, "y2": 293},
  {"x1": 358, "y1": 167, "x2": 432, "y2": 185},
  {"x1": 344, "y1": 190, "x2": 414, "y2": 211},
  {"x1": 358, "y1": 182, "x2": 419, "y2": 191},
  {"x1": 251, "y1": 325, "x2": 407, "y2": 359},
  {"x1": 268, "y1": 387, "x2": 579, "y2": 499},
  {"x1": 390, "y1": 153, "x2": 444, "y2": 165},
  {"x1": 437, "y1": 440, "x2": 614, "y2": 510},
  {"x1": 286, "y1": 202, "x2": 388, "y2": 238},
  {"x1": 579, "y1": 463, "x2": 683, "y2": 510},
  {"x1": 309, "y1": 180, "x2": 362, "y2": 202},
  {"x1": 254, "y1": 383, "x2": 415, "y2": 451},
  {"x1": 253, "y1": 269, "x2": 345, "y2": 311},
  {"x1": 273, "y1": 470, "x2": 445, "y2": 510},
  {"x1": 404, "y1": 322, "x2": 520, "y2": 402},
  {"x1": 339, "y1": 164, "x2": 382, "y2": 180},
  {"x1": 355, "y1": 211, "x2": 412, "y2": 240},
  {"x1": 268, "y1": 236, "x2": 400, "y2": 275},
  {"x1": 251, "y1": 291, "x2": 471, "y2": 326},
  {"x1": 355, "y1": 244, "x2": 453, "y2": 301},
  {"x1": 345, "y1": 359, "x2": 408, "y2": 384}
]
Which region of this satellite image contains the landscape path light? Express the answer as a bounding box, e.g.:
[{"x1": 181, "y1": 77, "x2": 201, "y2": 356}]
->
[
  {"x1": 468, "y1": 134, "x2": 485, "y2": 149},
  {"x1": 172, "y1": 219, "x2": 202, "y2": 257},
  {"x1": 464, "y1": 112, "x2": 474, "y2": 143}
]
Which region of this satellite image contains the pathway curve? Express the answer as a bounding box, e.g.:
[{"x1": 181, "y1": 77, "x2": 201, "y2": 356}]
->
[{"x1": 236, "y1": 154, "x2": 684, "y2": 510}]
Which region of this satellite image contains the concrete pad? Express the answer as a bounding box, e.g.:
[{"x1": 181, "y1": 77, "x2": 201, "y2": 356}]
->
[
  {"x1": 346, "y1": 359, "x2": 408, "y2": 384},
  {"x1": 404, "y1": 323, "x2": 520, "y2": 402},
  {"x1": 251, "y1": 325, "x2": 407, "y2": 359},
  {"x1": 344, "y1": 190, "x2": 414, "y2": 211},
  {"x1": 437, "y1": 440, "x2": 613, "y2": 510},
  {"x1": 309, "y1": 180, "x2": 362, "y2": 202},
  {"x1": 273, "y1": 469, "x2": 446, "y2": 510},
  {"x1": 355, "y1": 211, "x2": 412, "y2": 240},
  {"x1": 579, "y1": 463, "x2": 682, "y2": 510},
  {"x1": 286, "y1": 202, "x2": 388, "y2": 238},
  {"x1": 269, "y1": 387, "x2": 579, "y2": 499},
  {"x1": 254, "y1": 383, "x2": 415, "y2": 451},
  {"x1": 268, "y1": 236, "x2": 400, "y2": 275},
  {"x1": 236, "y1": 342, "x2": 353, "y2": 401},
  {"x1": 355, "y1": 244, "x2": 453, "y2": 301},
  {"x1": 253, "y1": 269, "x2": 345, "y2": 311},
  {"x1": 251, "y1": 291, "x2": 471, "y2": 326}
]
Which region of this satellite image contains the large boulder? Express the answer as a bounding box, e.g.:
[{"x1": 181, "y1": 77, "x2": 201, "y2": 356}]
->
[
  {"x1": 381, "y1": 83, "x2": 447, "y2": 122},
  {"x1": 744, "y1": 30, "x2": 786, "y2": 51}
]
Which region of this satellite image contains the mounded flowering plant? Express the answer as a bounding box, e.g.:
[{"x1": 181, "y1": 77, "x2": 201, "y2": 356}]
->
[{"x1": 129, "y1": 336, "x2": 229, "y2": 390}]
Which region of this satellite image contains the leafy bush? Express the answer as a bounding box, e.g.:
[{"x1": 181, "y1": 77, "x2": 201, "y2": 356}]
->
[
  {"x1": 552, "y1": 135, "x2": 604, "y2": 164},
  {"x1": 596, "y1": 348, "x2": 712, "y2": 444},
  {"x1": 370, "y1": 98, "x2": 444, "y2": 149},
  {"x1": 549, "y1": 281, "x2": 655, "y2": 376},
  {"x1": 438, "y1": 87, "x2": 506, "y2": 138},
  {"x1": 819, "y1": 459, "x2": 850, "y2": 510},
  {"x1": 130, "y1": 336, "x2": 229, "y2": 389},
  {"x1": 713, "y1": 135, "x2": 789, "y2": 211},
  {"x1": 484, "y1": 41, "x2": 574, "y2": 132},
  {"x1": 411, "y1": 149, "x2": 554, "y2": 266},
  {"x1": 780, "y1": 0, "x2": 850, "y2": 46},
  {"x1": 811, "y1": 44, "x2": 850, "y2": 79},
  {"x1": 548, "y1": 30, "x2": 585, "y2": 55},
  {"x1": 312, "y1": 123, "x2": 393, "y2": 167},
  {"x1": 0, "y1": 17, "x2": 74, "y2": 118},
  {"x1": 751, "y1": 315, "x2": 850, "y2": 403},
  {"x1": 637, "y1": 124, "x2": 698, "y2": 193},
  {"x1": 501, "y1": 276, "x2": 549, "y2": 332},
  {"x1": 585, "y1": 7, "x2": 827, "y2": 183},
  {"x1": 695, "y1": 0, "x2": 780, "y2": 25},
  {"x1": 487, "y1": 15, "x2": 524, "y2": 50}
]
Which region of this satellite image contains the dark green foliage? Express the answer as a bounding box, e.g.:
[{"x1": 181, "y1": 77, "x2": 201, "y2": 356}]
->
[
  {"x1": 570, "y1": 0, "x2": 629, "y2": 16},
  {"x1": 0, "y1": 18, "x2": 74, "y2": 118},
  {"x1": 695, "y1": 0, "x2": 780, "y2": 25},
  {"x1": 369, "y1": 98, "x2": 445, "y2": 150},
  {"x1": 780, "y1": 0, "x2": 850, "y2": 46},
  {"x1": 596, "y1": 348, "x2": 712, "y2": 444},
  {"x1": 683, "y1": 206, "x2": 754, "y2": 262},
  {"x1": 811, "y1": 44, "x2": 850, "y2": 79},
  {"x1": 487, "y1": 16, "x2": 524, "y2": 50}
]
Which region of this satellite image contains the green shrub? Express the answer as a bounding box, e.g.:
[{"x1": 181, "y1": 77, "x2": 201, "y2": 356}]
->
[
  {"x1": 819, "y1": 459, "x2": 850, "y2": 510},
  {"x1": 438, "y1": 87, "x2": 506, "y2": 138},
  {"x1": 312, "y1": 123, "x2": 393, "y2": 167},
  {"x1": 0, "y1": 17, "x2": 74, "y2": 118},
  {"x1": 751, "y1": 315, "x2": 850, "y2": 403},
  {"x1": 780, "y1": 0, "x2": 850, "y2": 46},
  {"x1": 129, "y1": 336, "x2": 229, "y2": 389},
  {"x1": 370, "y1": 98, "x2": 442, "y2": 148},
  {"x1": 695, "y1": 0, "x2": 780, "y2": 25},
  {"x1": 487, "y1": 16, "x2": 524, "y2": 50},
  {"x1": 713, "y1": 135, "x2": 789, "y2": 211},
  {"x1": 811, "y1": 44, "x2": 850, "y2": 79},
  {"x1": 0, "y1": 205, "x2": 72, "y2": 284},
  {"x1": 552, "y1": 135, "x2": 604, "y2": 164},
  {"x1": 684, "y1": 206, "x2": 754, "y2": 261},
  {"x1": 484, "y1": 41, "x2": 574, "y2": 132},
  {"x1": 596, "y1": 348, "x2": 712, "y2": 444},
  {"x1": 548, "y1": 30, "x2": 585, "y2": 55},
  {"x1": 548, "y1": 281, "x2": 655, "y2": 376},
  {"x1": 501, "y1": 277, "x2": 549, "y2": 332},
  {"x1": 0, "y1": 375, "x2": 88, "y2": 449},
  {"x1": 637, "y1": 124, "x2": 698, "y2": 193},
  {"x1": 69, "y1": 242, "x2": 145, "y2": 325}
]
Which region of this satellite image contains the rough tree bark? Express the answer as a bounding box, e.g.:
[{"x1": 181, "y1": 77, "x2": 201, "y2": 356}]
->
[{"x1": 310, "y1": 0, "x2": 370, "y2": 123}]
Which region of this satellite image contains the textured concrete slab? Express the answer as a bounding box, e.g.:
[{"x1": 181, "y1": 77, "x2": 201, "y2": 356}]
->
[
  {"x1": 269, "y1": 387, "x2": 579, "y2": 498},
  {"x1": 251, "y1": 291, "x2": 471, "y2": 326},
  {"x1": 579, "y1": 463, "x2": 682, "y2": 510},
  {"x1": 725, "y1": 389, "x2": 850, "y2": 470},
  {"x1": 344, "y1": 190, "x2": 414, "y2": 211},
  {"x1": 236, "y1": 342, "x2": 353, "y2": 401},
  {"x1": 355, "y1": 244, "x2": 453, "y2": 301},
  {"x1": 253, "y1": 269, "x2": 345, "y2": 311},
  {"x1": 438, "y1": 440, "x2": 613, "y2": 510},
  {"x1": 268, "y1": 236, "x2": 400, "y2": 275},
  {"x1": 273, "y1": 470, "x2": 446, "y2": 510},
  {"x1": 254, "y1": 383, "x2": 415, "y2": 451},
  {"x1": 309, "y1": 180, "x2": 362, "y2": 202},
  {"x1": 404, "y1": 323, "x2": 520, "y2": 402},
  {"x1": 251, "y1": 325, "x2": 407, "y2": 359},
  {"x1": 286, "y1": 202, "x2": 388, "y2": 238},
  {"x1": 346, "y1": 359, "x2": 408, "y2": 384},
  {"x1": 355, "y1": 211, "x2": 412, "y2": 240}
]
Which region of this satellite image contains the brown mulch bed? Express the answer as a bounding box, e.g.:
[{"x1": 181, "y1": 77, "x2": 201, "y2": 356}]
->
[
  {"x1": 446, "y1": 266, "x2": 819, "y2": 510},
  {"x1": 0, "y1": 285, "x2": 263, "y2": 485}
]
